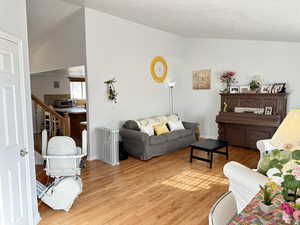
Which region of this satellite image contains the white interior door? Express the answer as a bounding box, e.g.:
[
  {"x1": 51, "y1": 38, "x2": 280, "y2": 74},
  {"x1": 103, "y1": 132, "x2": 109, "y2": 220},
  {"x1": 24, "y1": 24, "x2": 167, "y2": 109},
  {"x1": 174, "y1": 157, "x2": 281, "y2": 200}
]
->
[{"x1": 0, "y1": 34, "x2": 33, "y2": 225}]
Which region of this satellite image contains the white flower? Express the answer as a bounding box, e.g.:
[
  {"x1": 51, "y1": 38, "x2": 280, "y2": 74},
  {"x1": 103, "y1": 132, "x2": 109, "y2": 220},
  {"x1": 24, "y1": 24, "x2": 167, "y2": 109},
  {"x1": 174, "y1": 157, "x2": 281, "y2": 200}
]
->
[
  {"x1": 266, "y1": 168, "x2": 281, "y2": 177},
  {"x1": 268, "y1": 176, "x2": 284, "y2": 185},
  {"x1": 266, "y1": 168, "x2": 283, "y2": 185}
]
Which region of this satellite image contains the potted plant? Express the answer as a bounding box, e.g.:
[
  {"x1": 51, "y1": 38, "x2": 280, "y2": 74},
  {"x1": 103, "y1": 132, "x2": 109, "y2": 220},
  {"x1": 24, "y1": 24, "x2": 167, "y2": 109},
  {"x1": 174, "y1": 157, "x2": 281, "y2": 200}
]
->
[
  {"x1": 220, "y1": 71, "x2": 237, "y2": 93},
  {"x1": 259, "y1": 184, "x2": 279, "y2": 214},
  {"x1": 250, "y1": 80, "x2": 261, "y2": 93}
]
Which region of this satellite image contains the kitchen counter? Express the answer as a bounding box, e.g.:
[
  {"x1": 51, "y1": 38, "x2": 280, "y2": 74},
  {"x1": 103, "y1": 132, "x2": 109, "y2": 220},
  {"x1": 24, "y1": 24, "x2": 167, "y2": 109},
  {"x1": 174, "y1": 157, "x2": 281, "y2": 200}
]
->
[
  {"x1": 55, "y1": 107, "x2": 86, "y2": 146},
  {"x1": 55, "y1": 107, "x2": 86, "y2": 114}
]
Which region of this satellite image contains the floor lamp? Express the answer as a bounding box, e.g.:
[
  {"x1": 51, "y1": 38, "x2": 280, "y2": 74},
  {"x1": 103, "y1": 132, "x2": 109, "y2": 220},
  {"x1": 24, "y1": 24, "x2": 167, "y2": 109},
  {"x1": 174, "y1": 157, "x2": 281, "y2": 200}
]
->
[{"x1": 168, "y1": 81, "x2": 176, "y2": 115}]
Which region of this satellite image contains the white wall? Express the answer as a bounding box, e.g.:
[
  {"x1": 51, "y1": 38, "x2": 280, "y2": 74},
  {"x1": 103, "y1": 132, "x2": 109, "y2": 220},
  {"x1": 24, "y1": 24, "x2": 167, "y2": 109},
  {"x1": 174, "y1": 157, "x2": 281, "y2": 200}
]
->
[
  {"x1": 0, "y1": 0, "x2": 40, "y2": 224},
  {"x1": 181, "y1": 38, "x2": 300, "y2": 138},
  {"x1": 84, "y1": 8, "x2": 184, "y2": 159},
  {"x1": 31, "y1": 74, "x2": 70, "y2": 101},
  {"x1": 28, "y1": 6, "x2": 86, "y2": 73}
]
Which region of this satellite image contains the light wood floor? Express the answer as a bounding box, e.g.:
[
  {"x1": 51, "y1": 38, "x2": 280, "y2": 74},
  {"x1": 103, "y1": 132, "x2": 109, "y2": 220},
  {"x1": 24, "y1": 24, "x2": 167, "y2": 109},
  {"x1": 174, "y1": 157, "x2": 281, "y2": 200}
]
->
[{"x1": 38, "y1": 146, "x2": 259, "y2": 225}]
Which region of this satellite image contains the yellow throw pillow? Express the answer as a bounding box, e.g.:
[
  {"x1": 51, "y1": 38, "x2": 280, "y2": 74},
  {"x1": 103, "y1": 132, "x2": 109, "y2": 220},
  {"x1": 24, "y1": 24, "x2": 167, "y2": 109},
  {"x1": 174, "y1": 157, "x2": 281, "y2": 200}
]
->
[{"x1": 153, "y1": 123, "x2": 169, "y2": 136}]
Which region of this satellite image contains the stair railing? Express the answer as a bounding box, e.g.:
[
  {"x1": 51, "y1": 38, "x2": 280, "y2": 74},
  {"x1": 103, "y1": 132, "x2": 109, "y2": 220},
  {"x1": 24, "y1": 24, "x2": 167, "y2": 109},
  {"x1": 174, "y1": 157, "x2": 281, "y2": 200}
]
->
[{"x1": 31, "y1": 95, "x2": 70, "y2": 137}]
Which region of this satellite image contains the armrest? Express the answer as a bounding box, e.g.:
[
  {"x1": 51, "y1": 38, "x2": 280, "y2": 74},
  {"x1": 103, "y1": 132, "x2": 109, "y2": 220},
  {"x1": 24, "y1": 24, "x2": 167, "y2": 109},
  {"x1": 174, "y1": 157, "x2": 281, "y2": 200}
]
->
[
  {"x1": 256, "y1": 139, "x2": 278, "y2": 152},
  {"x1": 257, "y1": 139, "x2": 279, "y2": 165},
  {"x1": 224, "y1": 162, "x2": 267, "y2": 190},
  {"x1": 182, "y1": 121, "x2": 198, "y2": 131},
  {"x1": 119, "y1": 128, "x2": 149, "y2": 143},
  {"x1": 224, "y1": 161, "x2": 268, "y2": 212}
]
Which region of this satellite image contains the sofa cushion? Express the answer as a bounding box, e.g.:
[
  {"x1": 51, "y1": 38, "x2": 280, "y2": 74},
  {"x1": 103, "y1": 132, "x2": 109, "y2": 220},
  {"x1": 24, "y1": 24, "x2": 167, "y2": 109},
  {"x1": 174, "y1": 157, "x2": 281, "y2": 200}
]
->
[
  {"x1": 153, "y1": 122, "x2": 170, "y2": 136},
  {"x1": 124, "y1": 120, "x2": 140, "y2": 131},
  {"x1": 167, "y1": 131, "x2": 182, "y2": 141},
  {"x1": 168, "y1": 120, "x2": 185, "y2": 131},
  {"x1": 150, "y1": 134, "x2": 168, "y2": 145},
  {"x1": 136, "y1": 115, "x2": 179, "y2": 128},
  {"x1": 167, "y1": 129, "x2": 193, "y2": 141},
  {"x1": 140, "y1": 124, "x2": 154, "y2": 136}
]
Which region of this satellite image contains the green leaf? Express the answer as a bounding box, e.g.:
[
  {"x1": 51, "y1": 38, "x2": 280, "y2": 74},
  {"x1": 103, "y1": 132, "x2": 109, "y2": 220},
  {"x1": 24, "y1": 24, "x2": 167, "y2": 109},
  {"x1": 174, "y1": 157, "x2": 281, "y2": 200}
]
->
[
  {"x1": 275, "y1": 164, "x2": 283, "y2": 170},
  {"x1": 292, "y1": 150, "x2": 300, "y2": 160},
  {"x1": 272, "y1": 149, "x2": 280, "y2": 156},
  {"x1": 280, "y1": 159, "x2": 290, "y2": 164},
  {"x1": 269, "y1": 159, "x2": 280, "y2": 168},
  {"x1": 282, "y1": 188, "x2": 289, "y2": 201},
  {"x1": 282, "y1": 175, "x2": 298, "y2": 190},
  {"x1": 273, "y1": 173, "x2": 282, "y2": 177}
]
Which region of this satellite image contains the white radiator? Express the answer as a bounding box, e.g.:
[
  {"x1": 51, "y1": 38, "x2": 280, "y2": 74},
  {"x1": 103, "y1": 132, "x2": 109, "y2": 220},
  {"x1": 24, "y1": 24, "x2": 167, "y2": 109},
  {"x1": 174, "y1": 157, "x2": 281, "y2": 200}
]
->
[{"x1": 97, "y1": 127, "x2": 119, "y2": 166}]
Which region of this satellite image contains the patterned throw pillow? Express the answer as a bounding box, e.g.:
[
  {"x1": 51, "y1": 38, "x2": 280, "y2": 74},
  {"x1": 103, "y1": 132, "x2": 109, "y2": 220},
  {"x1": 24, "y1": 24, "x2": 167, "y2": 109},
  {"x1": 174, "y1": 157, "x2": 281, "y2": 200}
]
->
[
  {"x1": 140, "y1": 124, "x2": 154, "y2": 136},
  {"x1": 168, "y1": 120, "x2": 185, "y2": 131},
  {"x1": 153, "y1": 123, "x2": 169, "y2": 136}
]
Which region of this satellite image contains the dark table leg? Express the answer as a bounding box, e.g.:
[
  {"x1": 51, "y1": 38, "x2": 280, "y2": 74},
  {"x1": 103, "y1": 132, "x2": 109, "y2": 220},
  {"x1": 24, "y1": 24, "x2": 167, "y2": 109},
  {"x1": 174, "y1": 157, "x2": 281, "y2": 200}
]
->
[
  {"x1": 209, "y1": 152, "x2": 213, "y2": 168},
  {"x1": 207, "y1": 152, "x2": 213, "y2": 168},
  {"x1": 226, "y1": 145, "x2": 229, "y2": 160},
  {"x1": 190, "y1": 147, "x2": 193, "y2": 163}
]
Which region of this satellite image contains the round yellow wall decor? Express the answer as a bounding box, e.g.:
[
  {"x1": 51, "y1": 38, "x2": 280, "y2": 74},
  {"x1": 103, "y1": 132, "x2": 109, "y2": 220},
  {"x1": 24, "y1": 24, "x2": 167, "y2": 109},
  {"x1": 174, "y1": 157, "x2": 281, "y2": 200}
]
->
[{"x1": 150, "y1": 56, "x2": 168, "y2": 83}]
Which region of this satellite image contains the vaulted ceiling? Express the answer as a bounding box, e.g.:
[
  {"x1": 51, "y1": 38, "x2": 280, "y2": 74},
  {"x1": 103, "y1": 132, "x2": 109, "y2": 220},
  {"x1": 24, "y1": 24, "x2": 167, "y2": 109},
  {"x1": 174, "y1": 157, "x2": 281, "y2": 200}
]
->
[
  {"x1": 61, "y1": 0, "x2": 300, "y2": 42},
  {"x1": 27, "y1": 0, "x2": 81, "y2": 43}
]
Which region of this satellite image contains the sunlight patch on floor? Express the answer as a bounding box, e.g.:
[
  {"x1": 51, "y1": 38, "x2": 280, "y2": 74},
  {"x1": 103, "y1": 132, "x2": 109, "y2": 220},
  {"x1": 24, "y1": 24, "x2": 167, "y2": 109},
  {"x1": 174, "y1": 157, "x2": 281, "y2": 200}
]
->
[{"x1": 161, "y1": 169, "x2": 228, "y2": 191}]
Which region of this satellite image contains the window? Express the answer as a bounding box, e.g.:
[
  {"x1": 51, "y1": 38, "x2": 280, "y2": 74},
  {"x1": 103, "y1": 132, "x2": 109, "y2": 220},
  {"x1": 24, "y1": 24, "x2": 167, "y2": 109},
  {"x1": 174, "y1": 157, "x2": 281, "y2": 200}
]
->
[{"x1": 69, "y1": 78, "x2": 86, "y2": 99}]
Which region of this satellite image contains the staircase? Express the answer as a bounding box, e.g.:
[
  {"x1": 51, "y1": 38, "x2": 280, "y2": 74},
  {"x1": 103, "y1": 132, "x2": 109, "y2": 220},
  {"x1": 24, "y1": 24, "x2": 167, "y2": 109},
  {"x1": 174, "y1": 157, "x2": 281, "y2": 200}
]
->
[{"x1": 31, "y1": 95, "x2": 71, "y2": 153}]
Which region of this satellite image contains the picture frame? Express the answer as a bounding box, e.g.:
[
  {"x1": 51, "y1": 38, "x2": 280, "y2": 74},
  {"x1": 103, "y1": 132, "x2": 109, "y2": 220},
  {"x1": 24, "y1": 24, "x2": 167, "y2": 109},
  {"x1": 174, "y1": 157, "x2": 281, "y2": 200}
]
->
[
  {"x1": 230, "y1": 86, "x2": 239, "y2": 94},
  {"x1": 271, "y1": 83, "x2": 286, "y2": 93},
  {"x1": 261, "y1": 85, "x2": 272, "y2": 93},
  {"x1": 192, "y1": 69, "x2": 211, "y2": 89},
  {"x1": 53, "y1": 81, "x2": 60, "y2": 89},
  {"x1": 264, "y1": 106, "x2": 273, "y2": 115},
  {"x1": 240, "y1": 85, "x2": 250, "y2": 93}
]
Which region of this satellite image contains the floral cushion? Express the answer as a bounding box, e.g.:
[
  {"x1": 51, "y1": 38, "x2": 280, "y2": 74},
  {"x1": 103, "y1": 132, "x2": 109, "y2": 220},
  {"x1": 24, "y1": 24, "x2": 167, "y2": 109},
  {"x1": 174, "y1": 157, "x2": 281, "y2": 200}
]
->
[
  {"x1": 257, "y1": 149, "x2": 291, "y2": 175},
  {"x1": 258, "y1": 149, "x2": 300, "y2": 185}
]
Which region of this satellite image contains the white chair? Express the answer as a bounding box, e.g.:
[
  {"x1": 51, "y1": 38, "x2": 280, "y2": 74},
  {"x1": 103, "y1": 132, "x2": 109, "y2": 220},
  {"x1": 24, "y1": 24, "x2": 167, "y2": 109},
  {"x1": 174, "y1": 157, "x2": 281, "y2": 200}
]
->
[
  {"x1": 42, "y1": 129, "x2": 87, "y2": 178},
  {"x1": 39, "y1": 130, "x2": 87, "y2": 211},
  {"x1": 209, "y1": 191, "x2": 237, "y2": 225}
]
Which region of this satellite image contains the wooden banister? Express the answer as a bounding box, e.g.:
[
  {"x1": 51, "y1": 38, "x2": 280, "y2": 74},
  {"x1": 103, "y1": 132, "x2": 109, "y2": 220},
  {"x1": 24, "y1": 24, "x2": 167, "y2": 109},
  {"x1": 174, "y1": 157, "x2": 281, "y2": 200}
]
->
[
  {"x1": 31, "y1": 94, "x2": 70, "y2": 136},
  {"x1": 63, "y1": 112, "x2": 71, "y2": 136}
]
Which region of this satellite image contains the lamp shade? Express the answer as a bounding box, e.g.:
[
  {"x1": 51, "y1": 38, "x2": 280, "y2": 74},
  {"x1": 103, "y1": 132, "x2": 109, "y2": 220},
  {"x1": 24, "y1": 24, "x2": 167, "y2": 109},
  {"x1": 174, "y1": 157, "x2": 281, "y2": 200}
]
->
[
  {"x1": 271, "y1": 110, "x2": 300, "y2": 148},
  {"x1": 168, "y1": 81, "x2": 176, "y2": 88}
]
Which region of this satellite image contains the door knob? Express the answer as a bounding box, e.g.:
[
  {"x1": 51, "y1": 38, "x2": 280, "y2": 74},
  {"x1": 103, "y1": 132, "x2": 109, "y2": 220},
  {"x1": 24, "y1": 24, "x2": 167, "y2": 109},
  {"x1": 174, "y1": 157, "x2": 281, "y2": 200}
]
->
[{"x1": 20, "y1": 149, "x2": 28, "y2": 157}]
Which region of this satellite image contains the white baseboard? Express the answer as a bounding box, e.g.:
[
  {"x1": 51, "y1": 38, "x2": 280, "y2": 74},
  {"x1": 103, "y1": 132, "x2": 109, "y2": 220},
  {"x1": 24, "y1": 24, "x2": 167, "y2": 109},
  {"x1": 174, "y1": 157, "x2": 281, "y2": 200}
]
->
[{"x1": 34, "y1": 213, "x2": 41, "y2": 225}]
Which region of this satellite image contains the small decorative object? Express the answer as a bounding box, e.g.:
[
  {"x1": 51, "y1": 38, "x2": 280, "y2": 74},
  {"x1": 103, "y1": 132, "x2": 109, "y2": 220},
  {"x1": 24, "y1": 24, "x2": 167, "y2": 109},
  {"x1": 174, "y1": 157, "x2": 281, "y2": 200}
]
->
[
  {"x1": 230, "y1": 86, "x2": 239, "y2": 94},
  {"x1": 53, "y1": 81, "x2": 60, "y2": 89},
  {"x1": 104, "y1": 78, "x2": 118, "y2": 103},
  {"x1": 265, "y1": 106, "x2": 273, "y2": 115},
  {"x1": 250, "y1": 80, "x2": 261, "y2": 93},
  {"x1": 150, "y1": 56, "x2": 168, "y2": 83},
  {"x1": 271, "y1": 83, "x2": 286, "y2": 93},
  {"x1": 223, "y1": 102, "x2": 228, "y2": 112},
  {"x1": 192, "y1": 69, "x2": 211, "y2": 89},
  {"x1": 259, "y1": 184, "x2": 279, "y2": 214},
  {"x1": 261, "y1": 85, "x2": 272, "y2": 93},
  {"x1": 240, "y1": 85, "x2": 251, "y2": 93},
  {"x1": 220, "y1": 71, "x2": 236, "y2": 93}
]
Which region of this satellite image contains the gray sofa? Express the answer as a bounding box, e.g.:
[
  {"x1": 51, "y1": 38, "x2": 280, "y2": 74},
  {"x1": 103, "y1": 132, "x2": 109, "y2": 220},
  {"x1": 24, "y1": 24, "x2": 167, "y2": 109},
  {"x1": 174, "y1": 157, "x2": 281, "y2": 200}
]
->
[{"x1": 120, "y1": 119, "x2": 197, "y2": 160}]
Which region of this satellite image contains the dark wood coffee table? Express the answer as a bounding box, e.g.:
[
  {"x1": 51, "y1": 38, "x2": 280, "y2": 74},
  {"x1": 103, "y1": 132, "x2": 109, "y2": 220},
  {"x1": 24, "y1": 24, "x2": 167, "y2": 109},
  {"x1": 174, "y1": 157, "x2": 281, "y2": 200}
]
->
[{"x1": 190, "y1": 139, "x2": 229, "y2": 168}]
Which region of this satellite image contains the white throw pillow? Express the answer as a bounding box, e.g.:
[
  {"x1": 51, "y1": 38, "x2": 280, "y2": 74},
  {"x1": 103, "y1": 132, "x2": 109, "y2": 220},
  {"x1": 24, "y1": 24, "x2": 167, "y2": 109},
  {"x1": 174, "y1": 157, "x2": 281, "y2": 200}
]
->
[
  {"x1": 140, "y1": 124, "x2": 154, "y2": 136},
  {"x1": 168, "y1": 120, "x2": 185, "y2": 131}
]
